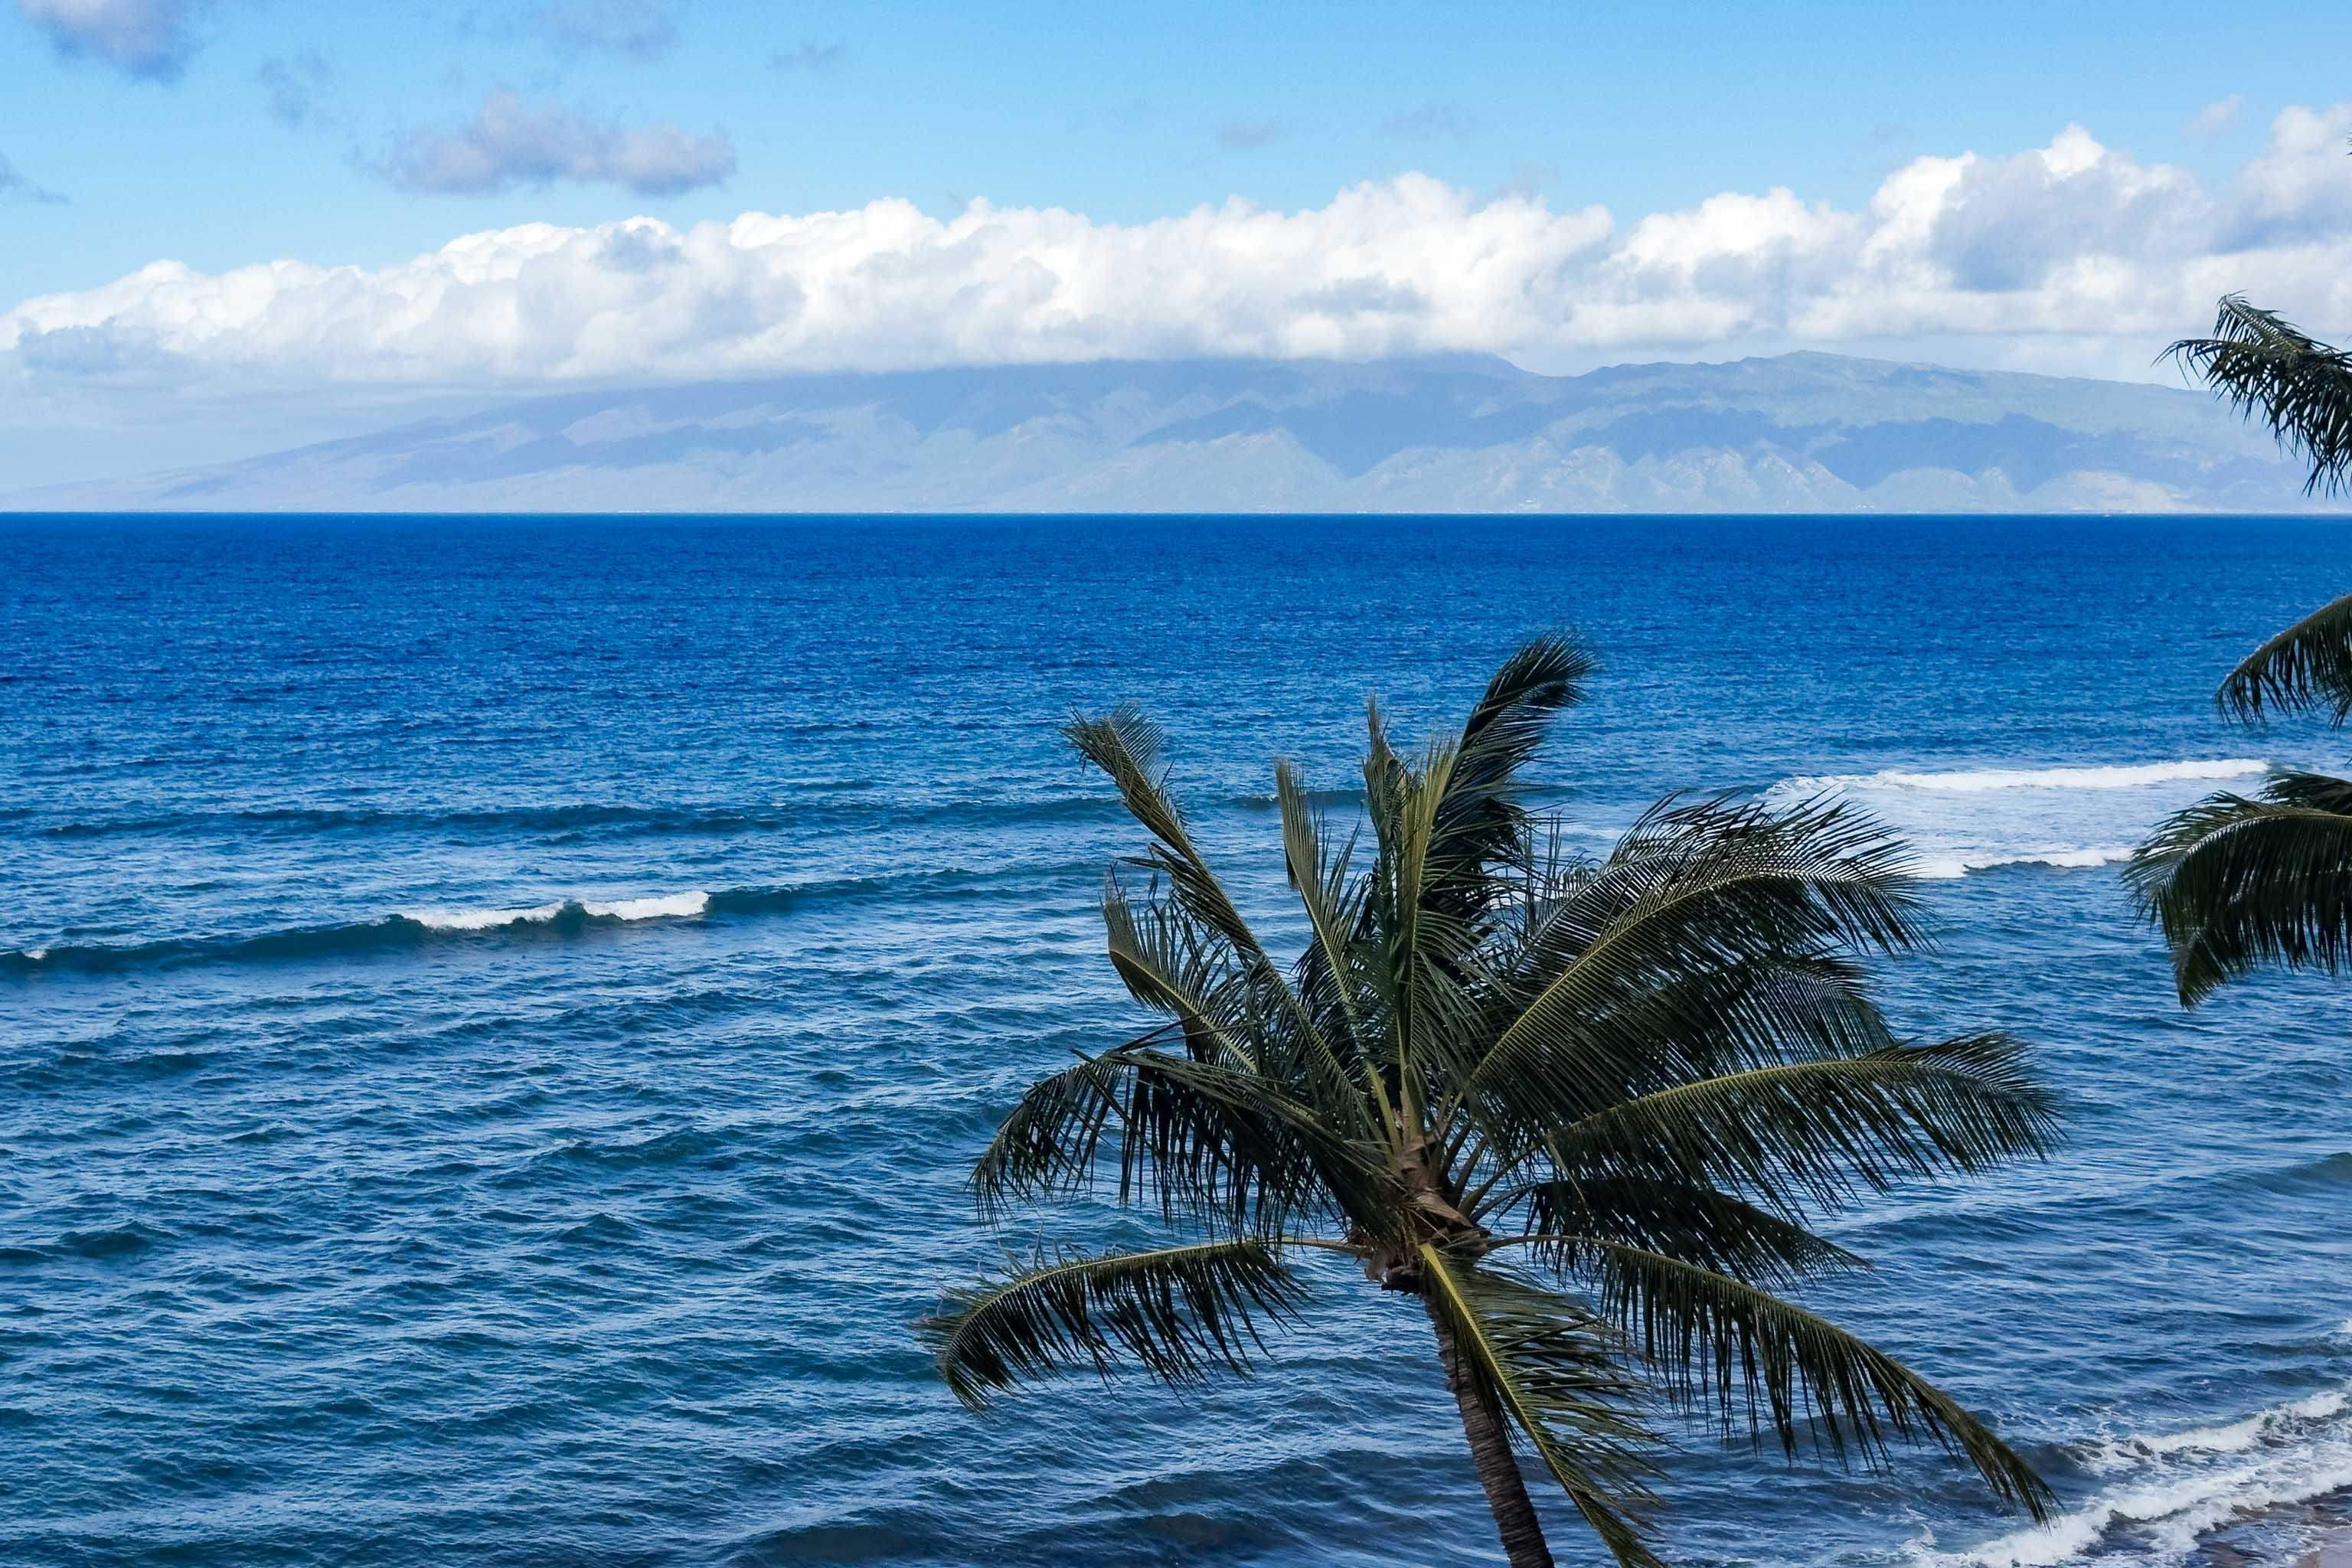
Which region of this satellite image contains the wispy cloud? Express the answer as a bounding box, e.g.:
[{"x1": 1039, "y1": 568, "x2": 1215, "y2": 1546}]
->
[
  {"x1": 0, "y1": 151, "x2": 68, "y2": 205},
  {"x1": 18, "y1": 0, "x2": 204, "y2": 83},
  {"x1": 1380, "y1": 101, "x2": 1478, "y2": 139},
  {"x1": 376, "y1": 91, "x2": 736, "y2": 196},
  {"x1": 1217, "y1": 119, "x2": 1283, "y2": 150},
  {"x1": 526, "y1": 0, "x2": 681, "y2": 61},
  {"x1": 2186, "y1": 93, "x2": 2244, "y2": 138},
  {"x1": 256, "y1": 51, "x2": 339, "y2": 129},
  {"x1": 769, "y1": 41, "x2": 844, "y2": 72}
]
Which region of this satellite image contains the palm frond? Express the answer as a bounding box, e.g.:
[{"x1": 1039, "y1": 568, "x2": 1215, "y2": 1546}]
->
[
  {"x1": 923, "y1": 1240, "x2": 1307, "y2": 1411},
  {"x1": 1506, "y1": 1179, "x2": 1869, "y2": 1287},
  {"x1": 2216, "y1": 592, "x2": 2352, "y2": 724},
  {"x1": 1418, "y1": 1244, "x2": 1665, "y2": 1568},
  {"x1": 1576, "y1": 1241, "x2": 2052, "y2": 1520},
  {"x1": 1102, "y1": 884, "x2": 1256, "y2": 1069},
  {"x1": 2128, "y1": 772, "x2": 2352, "y2": 1004},
  {"x1": 1426, "y1": 632, "x2": 1597, "y2": 905},
  {"x1": 969, "y1": 1044, "x2": 1382, "y2": 1235},
  {"x1": 2165, "y1": 294, "x2": 2352, "y2": 496},
  {"x1": 1540, "y1": 1035, "x2": 2059, "y2": 1219},
  {"x1": 1067, "y1": 705, "x2": 1264, "y2": 960},
  {"x1": 1461, "y1": 799, "x2": 1926, "y2": 1124}
]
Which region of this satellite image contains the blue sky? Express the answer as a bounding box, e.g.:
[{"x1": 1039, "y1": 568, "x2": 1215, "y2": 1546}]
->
[
  {"x1": 6, "y1": 0, "x2": 2352, "y2": 486},
  {"x1": 5, "y1": 0, "x2": 2347, "y2": 302}
]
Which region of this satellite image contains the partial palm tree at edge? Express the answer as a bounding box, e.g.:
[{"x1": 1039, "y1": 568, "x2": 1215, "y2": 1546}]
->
[
  {"x1": 2132, "y1": 295, "x2": 2352, "y2": 1004},
  {"x1": 921, "y1": 636, "x2": 2058, "y2": 1568}
]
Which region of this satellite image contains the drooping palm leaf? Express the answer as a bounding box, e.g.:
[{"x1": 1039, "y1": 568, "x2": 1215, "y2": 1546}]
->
[
  {"x1": 1508, "y1": 1179, "x2": 1868, "y2": 1288},
  {"x1": 2165, "y1": 294, "x2": 2352, "y2": 497},
  {"x1": 1418, "y1": 1245, "x2": 1665, "y2": 1568},
  {"x1": 2128, "y1": 771, "x2": 2352, "y2": 1004},
  {"x1": 1574, "y1": 1241, "x2": 2053, "y2": 1520},
  {"x1": 2216, "y1": 591, "x2": 2352, "y2": 725},
  {"x1": 1540, "y1": 1035, "x2": 2059, "y2": 1219},
  {"x1": 923, "y1": 1239, "x2": 1307, "y2": 1410}
]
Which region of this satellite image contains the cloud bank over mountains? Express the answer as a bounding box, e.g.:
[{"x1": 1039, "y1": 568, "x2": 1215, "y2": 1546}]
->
[{"x1": 5, "y1": 108, "x2": 2350, "y2": 431}]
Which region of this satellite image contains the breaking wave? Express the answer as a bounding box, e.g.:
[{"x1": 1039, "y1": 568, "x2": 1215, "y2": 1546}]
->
[
  {"x1": 1769, "y1": 758, "x2": 2272, "y2": 881},
  {"x1": 1913, "y1": 1384, "x2": 2352, "y2": 1567}
]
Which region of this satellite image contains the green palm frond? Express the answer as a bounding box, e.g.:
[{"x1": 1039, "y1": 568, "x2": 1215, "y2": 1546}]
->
[
  {"x1": 1576, "y1": 1241, "x2": 2053, "y2": 1521},
  {"x1": 1101, "y1": 885, "x2": 1254, "y2": 1067},
  {"x1": 2165, "y1": 294, "x2": 2352, "y2": 497},
  {"x1": 969, "y1": 1044, "x2": 1383, "y2": 1235},
  {"x1": 1068, "y1": 704, "x2": 1265, "y2": 960},
  {"x1": 1426, "y1": 632, "x2": 1596, "y2": 906},
  {"x1": 1460, "y1": 799, "x2": 1926, "y2": 1127},
  {"x1": 1540, "y1": 1036, "x2": 2059, "y2": 1219},
  {"x1": 922, "y1": 1240, "x2": 1307, "y2": 1411},
  {"x1": 1507, "y1": 1179, "x2": 1868, "y2": 1287},
  {"x1": 2128, "y1": 771, "x2": 2352, "y2": 1004},
  {"x1": 1418, "y1": 1245, "x2": 1664, "y2": 1568},
  {"x1": 2216, "y1": 592, "x2": 2352, "y2": 725}
]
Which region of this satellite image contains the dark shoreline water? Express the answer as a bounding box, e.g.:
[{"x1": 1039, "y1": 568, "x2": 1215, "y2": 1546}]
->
[{"x1": 4, "y1": 514, "x2": 2350, "y2": 1567}]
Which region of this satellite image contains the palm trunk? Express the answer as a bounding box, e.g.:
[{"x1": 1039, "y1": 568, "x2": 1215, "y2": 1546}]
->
[{"x1": 1426, "y1": 1296, "x2": 1556, "y2": 1568}]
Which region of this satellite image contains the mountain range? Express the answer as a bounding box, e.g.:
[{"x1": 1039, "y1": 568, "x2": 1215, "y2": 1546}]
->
[{"x1": 5, "y1": 351, "x2": 2323, "y2": 513}]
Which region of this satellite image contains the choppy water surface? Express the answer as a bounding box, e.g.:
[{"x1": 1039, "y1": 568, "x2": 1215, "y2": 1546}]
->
[{"x1": 4, "y1": 514, "x2": 2349, "y2": 1568}]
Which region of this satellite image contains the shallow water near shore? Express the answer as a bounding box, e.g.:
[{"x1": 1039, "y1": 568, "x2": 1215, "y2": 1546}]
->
[{"x1": 4, "y1": 513, "x2": 2350, "y2": 1567}]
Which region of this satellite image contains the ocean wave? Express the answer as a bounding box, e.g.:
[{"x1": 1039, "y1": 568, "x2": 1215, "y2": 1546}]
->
[
  {"x1": 1913, "y1": 1383, "x2": 2352, "y2": 1567},
  {"x1": 0, "y1": 871, "x2": 1003, "y2": 979},
  {"x1": 1909, "y1": 847, "x2": 2138, "y2": 880},
  {"x1": 397, "y1": 891, "x2": 710, "y2": 930},
  {"x1": 1781, "y1": 760, "x2": 2271, "y2": 796},
  {"x1": 1768, "y1": 758, "x2": 2274, "y2": 883}
]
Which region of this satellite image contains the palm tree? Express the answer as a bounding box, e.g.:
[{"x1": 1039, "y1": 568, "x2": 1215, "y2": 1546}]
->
[
  {"x1": 920, "y1": 636, "x2": 2059, "y2": 1568},
  {"x1": 2130, "y1": 297, "x2": 2352, "y2": 1003}
]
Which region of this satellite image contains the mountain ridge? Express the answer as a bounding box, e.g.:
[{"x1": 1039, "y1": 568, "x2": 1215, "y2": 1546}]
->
[{"x1": 5, "y1": 351, "x2": 2324, "y2": 513}]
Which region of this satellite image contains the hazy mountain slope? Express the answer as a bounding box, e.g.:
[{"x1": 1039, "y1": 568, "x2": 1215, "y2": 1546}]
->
[{"x1": 5, "y1": 352, "x2": 2317, "y2": 512}]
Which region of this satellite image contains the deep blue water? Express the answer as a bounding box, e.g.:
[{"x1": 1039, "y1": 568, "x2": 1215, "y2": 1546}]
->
[{"x1": 4, "y1": 514, "x2": 2350, "y2": 1568}]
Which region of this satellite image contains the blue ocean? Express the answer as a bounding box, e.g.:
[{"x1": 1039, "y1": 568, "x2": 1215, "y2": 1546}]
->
[{"x1": 5, "y1": 514, "x2": 2350, "y2": 1568}]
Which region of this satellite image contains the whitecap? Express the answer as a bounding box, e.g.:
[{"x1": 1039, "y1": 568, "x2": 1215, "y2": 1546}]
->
[
  {"x1": 1782, "y1": 760, "x2": 2270, "y2": 796},
  {"x1": 1769, "y1": 759, "x2": 2272, "y2": 882},
  {"x1": 1914, "y1": 1383, "x2": 2352, "y2": 1568},
  {"x1": 395, "y1": 892, "x2": 709, "y2": 931},
  {"x1": 581, "y1": 891, "x2": 709, "y2": 920}
]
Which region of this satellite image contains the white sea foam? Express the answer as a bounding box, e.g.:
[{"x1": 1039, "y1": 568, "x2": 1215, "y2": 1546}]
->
[
  {"x1": 1912, "y1": 1383, "x2": 2352, "y2": 1567},
  {"x1": 21, "y1": 947, "x2": 47, "y2": 961},
  {"x1": 397, "y1": 891, "x2": 709, "y2": 931},
  {"x1": 1769, "y1": 759, "x2": 2272, "y2": 881},
  {"x1": 1782, "y1": 760, "x2": 2270, "y2": 796},
  {"x1": 582, "y1": 891, "x2": 708, "y2": 920},
  {"x1": 1910, "y1": 847, "x2": 2138, "y2": 880}
]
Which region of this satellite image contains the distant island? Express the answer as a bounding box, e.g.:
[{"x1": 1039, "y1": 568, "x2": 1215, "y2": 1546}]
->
[{"x1": 5, "y1": 351, "x2": 2324, "y2": 514}]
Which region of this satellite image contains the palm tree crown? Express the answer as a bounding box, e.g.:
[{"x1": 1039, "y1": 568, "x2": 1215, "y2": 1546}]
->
[{"x1": 924, "y1": 637, "x2": 2057, "y2": 1567}]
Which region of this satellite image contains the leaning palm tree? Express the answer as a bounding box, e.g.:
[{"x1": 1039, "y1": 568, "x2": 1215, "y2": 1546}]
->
[
  {"x1": 2131, "y1": 297, "x2": 2352, "y2": 1003},
  {"x1": 921, "y1": 637, "x2": 2058, "y2": 1568}
]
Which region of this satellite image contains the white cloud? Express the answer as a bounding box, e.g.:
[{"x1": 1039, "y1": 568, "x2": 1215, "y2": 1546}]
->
[
  {"x1": 2187, "y1": 93, "x2": 2244, "y2": 137},
  {"x1": 8, "y1": 109, "x2": 2352, "y2": 400},
  {"x1": 376, "y1": 92, "x2": 737, "y2": 196},
  {"x1": 18, "y1": 0, "x2": 202, "y2": 82}
]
